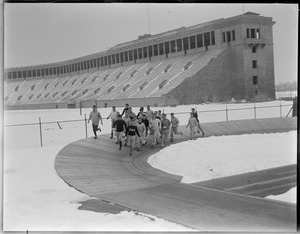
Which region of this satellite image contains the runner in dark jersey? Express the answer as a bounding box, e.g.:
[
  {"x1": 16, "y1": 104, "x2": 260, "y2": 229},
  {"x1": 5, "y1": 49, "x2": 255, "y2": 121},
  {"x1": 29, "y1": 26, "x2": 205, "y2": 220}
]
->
[
  {"x1": 141, "y1": 114, "x2": 149, "y2": 137},
  {"x1": 113, "y1": 115, "x2": 127, "y2": 150},
  {"x1": 126, "y1": 118, "x2": 140, "y2": 156},
  {"x1": 121, "y1": 103, "x2": 130, "y2": 116},
  {"x1": 191, "y1": 108, "x2": 205, "y2": 137}
]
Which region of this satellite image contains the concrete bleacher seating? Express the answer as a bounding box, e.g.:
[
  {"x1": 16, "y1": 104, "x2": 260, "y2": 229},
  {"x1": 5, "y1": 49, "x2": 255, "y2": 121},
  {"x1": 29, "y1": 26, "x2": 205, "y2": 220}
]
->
[{"x1": 4, "y1": 49, "x2": 225, "y2": 106}]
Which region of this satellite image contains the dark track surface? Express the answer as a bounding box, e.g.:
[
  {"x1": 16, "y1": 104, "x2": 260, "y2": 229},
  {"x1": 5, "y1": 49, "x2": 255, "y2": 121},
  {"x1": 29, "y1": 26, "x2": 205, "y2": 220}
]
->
[{"x1": 55, "y1": 117, "x2": 297, "y2": 231}]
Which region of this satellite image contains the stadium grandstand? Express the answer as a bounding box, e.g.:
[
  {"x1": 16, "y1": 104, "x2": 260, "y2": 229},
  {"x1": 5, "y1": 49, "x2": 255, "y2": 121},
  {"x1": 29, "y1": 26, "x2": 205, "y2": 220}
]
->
[{"x1": 4, "y1": 11, "x2": 276, "y2": 110}]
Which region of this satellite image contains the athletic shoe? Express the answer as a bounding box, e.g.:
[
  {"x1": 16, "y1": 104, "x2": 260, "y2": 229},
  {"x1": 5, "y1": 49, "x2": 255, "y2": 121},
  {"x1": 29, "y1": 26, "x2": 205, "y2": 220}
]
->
[
  {"x1": 202, "y1": 132, "x2": 205, "y2": 137},
  {"x1": 115, "y1": 141, "x2": 118, "y2": 144},
  {"x1": 119, "y1": 142, "x2": 122, "y2": 150},
  {"x1": 180, "y1": 132, "x2": 183, "y2": 135},
  {"x1": 94, "y1": 136, "x2": 97, "y2": 139},
  {"x1": 137, "y1": 148, "x2": 140, "y2": 151},
  {"x1": 129, "y1": 152, "x2": 132, "y2": 156},
  {"x1": 170, "y1": 139, "x2": 174, "y2": 142},
  {"x1": 198, "y1": 130, "x2": 201, "y2": 134},
  {"x1": 124, "y1": 143, "x2": 127, "y2": 146},
  {"x1": 97, "y1": 128, "x2": 101, "y2": 132}
]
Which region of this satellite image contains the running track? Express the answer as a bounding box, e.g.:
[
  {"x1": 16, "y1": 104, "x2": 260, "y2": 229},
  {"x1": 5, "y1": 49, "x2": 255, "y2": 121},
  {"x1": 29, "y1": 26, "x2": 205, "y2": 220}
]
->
[{"x1": 55, "y1": 117, "x2": 297, "y2": 231}]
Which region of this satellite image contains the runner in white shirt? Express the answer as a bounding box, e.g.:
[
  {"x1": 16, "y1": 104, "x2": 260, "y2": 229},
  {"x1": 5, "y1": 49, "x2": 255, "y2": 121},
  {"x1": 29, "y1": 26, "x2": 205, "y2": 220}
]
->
[
  {"x1": 107, "y1": 106, "x2": 118, "y2": 139},
  {"x1": 149, "y1": 114, "x2": 161, "y2": 148}
]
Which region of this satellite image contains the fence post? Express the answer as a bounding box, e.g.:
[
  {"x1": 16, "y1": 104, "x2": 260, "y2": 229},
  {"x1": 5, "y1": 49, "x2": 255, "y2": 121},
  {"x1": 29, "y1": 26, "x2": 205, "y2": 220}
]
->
[
  {"x1": 39, "y1": 117, "x2": 43, "y2": 147},
  {"x1": 254, "y1": 103, "x2": 257, "y2": 119},
  {"x1": 225, "y1": 105, "x2": 228, "y2": 121},
  {"x1": 280, "y1": 102, "x2": 282, "y2": 118},
  {"x1": 84, "y1": 114, "x2": 88, "y2": 138},
  {"x1": 79, "y1": 100, "x2": 82, "y2": 116}
]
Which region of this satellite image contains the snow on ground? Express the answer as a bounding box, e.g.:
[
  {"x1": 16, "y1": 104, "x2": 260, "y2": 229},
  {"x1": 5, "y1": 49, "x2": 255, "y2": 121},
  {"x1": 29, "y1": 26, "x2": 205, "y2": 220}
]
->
[
  {"x1": 266, "y1": 187, "x2": 297, "y2": 204},
  {"x1": 3, "y1": 145, "x2": 194, "y2": 232},
  {"x1": 148, "y1": 131, "x2": 297, "y2": 184},
  {"x1": 2, "y1": 100, "x2": 297, "y2": 231}
]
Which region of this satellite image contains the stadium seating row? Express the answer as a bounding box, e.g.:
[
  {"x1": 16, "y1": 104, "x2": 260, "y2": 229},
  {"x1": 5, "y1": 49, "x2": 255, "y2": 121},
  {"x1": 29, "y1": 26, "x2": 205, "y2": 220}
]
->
[{"x1": 4, "y1": 49, "x2": 224, "y2": 105}]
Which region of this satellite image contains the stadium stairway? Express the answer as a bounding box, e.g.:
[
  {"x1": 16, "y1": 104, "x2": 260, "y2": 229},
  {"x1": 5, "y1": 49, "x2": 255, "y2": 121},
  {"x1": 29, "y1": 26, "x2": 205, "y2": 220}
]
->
[{"x1": 55, "y1": 117, "x2": 297, "y2": 231}]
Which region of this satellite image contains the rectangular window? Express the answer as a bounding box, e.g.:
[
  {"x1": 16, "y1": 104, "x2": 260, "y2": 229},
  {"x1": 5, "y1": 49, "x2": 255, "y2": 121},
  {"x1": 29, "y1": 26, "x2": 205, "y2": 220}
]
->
[
  {"x1": 104, "y1": 56, "x2": 107, "y2": 66},
  {"x1": 37, "y1": 70, "x2": 40, "y2": 77},
  {"x1": 176, "y1": 39, "x2": 182, "y2": 51},
  {"x1": 28, "y1": 70, "x2": 32, "y2": 77},
  {"x1": 204, "y1": 32, "x2": 210, "y2": 46},
  {"x1": 129, "y1": 51, "x2": 133, "y2": 61},
  {"x1": 153, "y1": 44, "x2": 158, "y2": 56},
  {"x1": 54, "y1": 67, "x2": 57, "y2": 75},
  {"x1": 211, "y1": 31, "x2": 215, "y2": 45},
  {"x1": 143, "y1": 47, "x2": 148, "y2": 58},
  {"x1": 49, "y1": 68, "x2": 52, "y2": 76},
  {"x1": 100, "y1": 57, "x2": 104, "y2": 66},
  {"x1": 196, "y1": 34, "x2": 203, "y2": 47},
  {"x1": 45, "y1": 69, "x2": 48, "y2": 76},
  {"x1": 115, "y1": 54, "x2": 119, "y2": 63},
  {"x1": 232, "y1": 30, "x2": 235, "y2": 41},
  {"x1": 252, "y1": 60, "x2": 257, "y2": 68},
  {"x1": 138, "y1": 48, "x2": 143, "y2": 59},
  {"x1": 227, "y1": 31, "x2": 231, "y2": 42},
  {"x1": 247, "y1": 28, "x2": 250, "y2": 38},
  {"x1": 256, "y1": 29, "x2": 260, "y2": 39},
  {"x1": 97, "y1": 58, "x2": 100, "y2": 67},
  {"x1": 120, "y1": 53, "x2": 123, "y2": 63},
  {"x1": 124, "y1": 52, "x2": 128, "y2": 62},
  {"x1": 183, "y1": 37, "x2": 189, "y2": 50},
  {"x1": 159, "y1": 43, "x2": 164, "y2": 55},
  {"x1": 112, "y1": 55, "x2": 115, "y2": 64},
  {"x1": 23, "y1": 70, "x2": 27, "y2": 78},
  {"x1": 13, "y1": 71, "x2": 17, "y2": 78},
  {"x1": 148, "y1": 46, "x2": 153, "y2": 57},
  {"x1": 253, "y1": 76, "x2": 258, "y2": 85},
  {"x1": 170, "y1": 40, "x2": 176, "y2": 52},
  {"x1": 223, "y1": 32, "x2": 226, "y2": 43},
  {"x1": 251, "y1": 29, "x2": 256, "y2": 38},
  {"x1": 164, "y1": 42, "x2": 170, "y2": 54},
  {"x1": 108, "y1": 55, "x2": 111, "y2": 64},
  {"x1": 134, "y1": 49, "x2": 138, "y2": 60},
  {"x1": 190, "y1": 36, "x2": 195, "y2": 49},
  {"x1": 87, "y1": 60, "x2": 90, "y2": 69},
  {"x1": 7, "y1": 72, "x2": 12, "y2": 79}
]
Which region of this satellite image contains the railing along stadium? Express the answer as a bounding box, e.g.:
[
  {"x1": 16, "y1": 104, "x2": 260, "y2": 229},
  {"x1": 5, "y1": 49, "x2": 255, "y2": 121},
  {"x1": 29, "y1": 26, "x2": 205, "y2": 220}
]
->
[{"x1": 4, "y1": 102, "x2": 294, "y2": 148}]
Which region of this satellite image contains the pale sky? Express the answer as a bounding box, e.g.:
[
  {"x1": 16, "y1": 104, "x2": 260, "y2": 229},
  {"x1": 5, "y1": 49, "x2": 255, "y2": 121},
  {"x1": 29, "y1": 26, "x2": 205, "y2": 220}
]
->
[{"x1": 4, "y1": 3, "x2": 298, "y2": 84}]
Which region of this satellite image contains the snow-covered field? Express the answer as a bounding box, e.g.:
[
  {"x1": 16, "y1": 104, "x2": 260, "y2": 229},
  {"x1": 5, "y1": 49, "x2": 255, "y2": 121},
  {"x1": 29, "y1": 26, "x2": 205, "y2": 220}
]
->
[
  {"x1": 2, "y1": 100, "x2": 297, "y2": 231},
  {"x1": 148, "y1": 131, "x2": 297, "y2": 184}
]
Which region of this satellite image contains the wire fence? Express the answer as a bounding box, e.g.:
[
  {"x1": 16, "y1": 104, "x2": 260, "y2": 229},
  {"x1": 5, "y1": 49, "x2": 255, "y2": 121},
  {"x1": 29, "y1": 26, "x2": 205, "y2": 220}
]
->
[{"x1": 4, "y1": 102, "x2": 294, "y2": 148}]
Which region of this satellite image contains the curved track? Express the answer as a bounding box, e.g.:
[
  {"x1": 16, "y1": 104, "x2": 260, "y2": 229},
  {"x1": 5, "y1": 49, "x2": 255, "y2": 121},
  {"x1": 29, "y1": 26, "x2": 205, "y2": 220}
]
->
[{"x1": 55, "y1": 118, "x2": 297, "y2": 231}]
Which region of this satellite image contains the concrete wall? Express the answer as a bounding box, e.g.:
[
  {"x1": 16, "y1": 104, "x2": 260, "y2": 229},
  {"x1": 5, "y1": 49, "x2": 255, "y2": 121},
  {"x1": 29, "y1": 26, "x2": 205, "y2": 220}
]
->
[
  {"x1": 5, "y1": 97, "x2": 163, "y2": 110},
  {"x1": 164, "y1": 47, "x2": 236, "y2": 105}
]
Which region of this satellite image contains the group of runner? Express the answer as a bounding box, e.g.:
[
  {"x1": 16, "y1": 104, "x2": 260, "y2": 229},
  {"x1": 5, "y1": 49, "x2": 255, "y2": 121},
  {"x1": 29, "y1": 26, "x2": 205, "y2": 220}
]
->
[{"x1": 88, "y1": 104, "x2": 205, "y2": 156}]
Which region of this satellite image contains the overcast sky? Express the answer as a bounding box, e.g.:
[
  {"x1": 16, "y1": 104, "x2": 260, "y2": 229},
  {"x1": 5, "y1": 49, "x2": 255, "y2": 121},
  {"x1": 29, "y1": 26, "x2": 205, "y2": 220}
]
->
[{"x1": 4, "y1": 3, "x2": 298, "y2": 84}]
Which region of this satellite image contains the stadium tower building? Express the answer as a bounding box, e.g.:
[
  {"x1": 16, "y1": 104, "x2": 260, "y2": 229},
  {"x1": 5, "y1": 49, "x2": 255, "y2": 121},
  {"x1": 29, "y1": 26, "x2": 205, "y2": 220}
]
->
[{"x1": 4, "y1": 12, "x2": 276, "y2": 110}]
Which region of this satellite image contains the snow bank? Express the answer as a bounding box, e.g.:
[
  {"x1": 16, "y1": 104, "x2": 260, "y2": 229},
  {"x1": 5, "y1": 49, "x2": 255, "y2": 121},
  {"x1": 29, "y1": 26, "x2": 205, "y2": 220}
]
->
[{"x1": 148, "y1": 131, "x2": 297, "y2": 183}]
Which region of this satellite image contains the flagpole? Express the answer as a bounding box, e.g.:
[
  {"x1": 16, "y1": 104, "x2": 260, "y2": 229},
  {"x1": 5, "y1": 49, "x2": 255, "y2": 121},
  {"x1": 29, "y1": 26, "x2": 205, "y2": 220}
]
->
[{"x1": 147, "y1": 4, "x2": 151, "y2": 34}]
